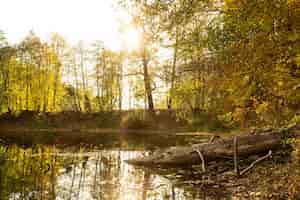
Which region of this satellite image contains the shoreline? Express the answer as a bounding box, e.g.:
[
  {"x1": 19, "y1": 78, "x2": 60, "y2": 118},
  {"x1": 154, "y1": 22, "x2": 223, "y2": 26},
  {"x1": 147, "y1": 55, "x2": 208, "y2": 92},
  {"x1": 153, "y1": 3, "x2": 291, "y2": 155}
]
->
[
  {"x1": 0, "y1": 127, "x2": 218, "y2": 148},
  {"x1": 0, "y1": 127, "x2": 223, "y2": 136}
]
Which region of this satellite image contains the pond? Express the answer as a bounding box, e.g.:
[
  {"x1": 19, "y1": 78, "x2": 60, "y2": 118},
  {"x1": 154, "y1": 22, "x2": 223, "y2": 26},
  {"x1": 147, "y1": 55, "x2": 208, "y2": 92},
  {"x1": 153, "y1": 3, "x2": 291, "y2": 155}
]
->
[
  {"x1": 0, "y1": 133, "x2": 214, "y2": 200},
  {"x1": 0, "y1": 132, "x2": 299, "y2": 199}
]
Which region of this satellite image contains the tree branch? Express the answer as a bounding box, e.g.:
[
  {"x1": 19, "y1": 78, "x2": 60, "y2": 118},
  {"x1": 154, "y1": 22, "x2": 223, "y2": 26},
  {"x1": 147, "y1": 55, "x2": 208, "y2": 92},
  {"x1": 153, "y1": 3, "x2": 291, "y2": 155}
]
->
[{"x1": 240, "y1": 150, "x2": 272, "y2": 176}]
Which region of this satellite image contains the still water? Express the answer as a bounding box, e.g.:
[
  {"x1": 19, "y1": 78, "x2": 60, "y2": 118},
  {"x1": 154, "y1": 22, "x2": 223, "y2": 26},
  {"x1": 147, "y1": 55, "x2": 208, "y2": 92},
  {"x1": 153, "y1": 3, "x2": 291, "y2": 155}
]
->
[{"x1": 0, "y1": 133, "x2": 238, "y2": 199}]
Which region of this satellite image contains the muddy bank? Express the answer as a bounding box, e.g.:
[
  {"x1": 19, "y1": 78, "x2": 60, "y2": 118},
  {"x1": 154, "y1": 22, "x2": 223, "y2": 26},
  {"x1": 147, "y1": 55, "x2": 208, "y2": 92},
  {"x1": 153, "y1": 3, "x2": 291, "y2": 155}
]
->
[
  {"x1": 0, "y1": 110, "x2": 226, "y2": 132},
  {"x1": 0, "y1": 129, "x2": 213, "y2": 150},
  {"x1": 0, "y1": 110, "x2": 227, "y2": 148},
  {"x1": 145, "y1": 146, "x2": 300, "y2": 199}
]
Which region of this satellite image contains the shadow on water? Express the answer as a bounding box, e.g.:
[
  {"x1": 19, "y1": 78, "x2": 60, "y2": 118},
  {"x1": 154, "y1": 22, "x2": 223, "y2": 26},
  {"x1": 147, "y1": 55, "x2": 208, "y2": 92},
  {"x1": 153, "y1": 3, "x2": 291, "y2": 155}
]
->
[{"x1": 0, "y1": 132, "x2": 299, "y2": 199}]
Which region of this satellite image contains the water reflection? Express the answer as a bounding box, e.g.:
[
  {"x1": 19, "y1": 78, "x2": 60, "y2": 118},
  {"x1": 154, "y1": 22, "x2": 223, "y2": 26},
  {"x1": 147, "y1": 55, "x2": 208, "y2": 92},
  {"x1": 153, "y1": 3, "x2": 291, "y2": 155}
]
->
[
  {"x1": 1, "y1": 132, "x2": 297, "y2": 200},
  {"x1": 0, "y1": 144, "x2": 199, "y2": 200},
  {"x1": 57, "y1": 150, "x2": 151, "y2": 200},
  {"x1": 4, "y1": 132, "x2": 288, "y2": 200}
]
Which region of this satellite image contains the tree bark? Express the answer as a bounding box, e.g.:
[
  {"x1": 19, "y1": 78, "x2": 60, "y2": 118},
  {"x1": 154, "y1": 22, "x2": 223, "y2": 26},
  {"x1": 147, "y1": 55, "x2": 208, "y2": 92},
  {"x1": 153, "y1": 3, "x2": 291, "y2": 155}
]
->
[
  {"x1": 52, "y1": 62, "x2": 61, "y2": 111},
  {"x1": 168, "y1": 27, "x2": 178, "y2": 109},
  {"x1": 142, "y1": 55, "x2": 154, "y2": 112},
  {"x1": 125, "y1": 129, "x2": 288, "y2": 166}
]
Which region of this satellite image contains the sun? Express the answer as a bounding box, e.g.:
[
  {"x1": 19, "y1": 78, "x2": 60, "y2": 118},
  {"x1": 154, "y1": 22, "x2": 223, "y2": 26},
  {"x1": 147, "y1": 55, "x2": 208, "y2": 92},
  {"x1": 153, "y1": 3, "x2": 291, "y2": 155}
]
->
[{"x1": 122, "y1": 28, "x2": 141, "y2": 51}]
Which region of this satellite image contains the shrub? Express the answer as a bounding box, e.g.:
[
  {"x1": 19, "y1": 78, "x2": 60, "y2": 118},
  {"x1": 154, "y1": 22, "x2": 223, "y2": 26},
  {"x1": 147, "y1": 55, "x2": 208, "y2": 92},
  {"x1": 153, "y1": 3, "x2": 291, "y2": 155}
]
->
[
  {"x1": 120, "y1": 112, "x2": 154, "y2": 129},
  {"x1": 186, "y1": 111, "x2": 226, "y2": 131}
]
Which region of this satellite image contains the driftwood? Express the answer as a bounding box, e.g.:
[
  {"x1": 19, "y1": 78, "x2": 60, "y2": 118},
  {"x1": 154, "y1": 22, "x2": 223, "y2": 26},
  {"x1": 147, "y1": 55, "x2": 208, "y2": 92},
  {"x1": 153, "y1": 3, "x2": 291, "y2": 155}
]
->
[
  {"x1": 233, "y1": 136, "x2": 239, "y2": 176},
  {"x1": 125, "y1": 126, "x2": 298, "y2": 167},
  {"x1": 240, "y1": 150, "x2": 272, "y2": 176}
]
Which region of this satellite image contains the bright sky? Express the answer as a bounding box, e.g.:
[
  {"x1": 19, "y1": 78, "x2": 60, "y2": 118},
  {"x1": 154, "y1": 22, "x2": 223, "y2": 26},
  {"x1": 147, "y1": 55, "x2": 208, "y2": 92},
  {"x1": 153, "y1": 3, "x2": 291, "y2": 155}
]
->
[
  {"x1": 0, "y1": 0, "x2": 146, "y2": 109},
  {"x1": 0, "y1": 0, "x2": 134, "y2": 51}
]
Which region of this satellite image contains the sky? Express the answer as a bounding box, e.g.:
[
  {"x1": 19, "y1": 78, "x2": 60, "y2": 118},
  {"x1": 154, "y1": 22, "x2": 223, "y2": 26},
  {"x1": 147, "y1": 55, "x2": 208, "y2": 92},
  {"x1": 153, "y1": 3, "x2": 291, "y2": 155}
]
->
[
  {"x1": 0, "y1": 0, "x2": 131, "y2": 51},
  {"x1": 0, "y1": 0, "x2": 150, "y2": 109}
]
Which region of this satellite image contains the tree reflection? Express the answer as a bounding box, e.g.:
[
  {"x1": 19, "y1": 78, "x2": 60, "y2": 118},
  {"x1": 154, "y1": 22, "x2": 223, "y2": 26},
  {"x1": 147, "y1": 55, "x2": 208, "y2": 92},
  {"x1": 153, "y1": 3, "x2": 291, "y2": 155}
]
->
[
  {"x1": 0, "y1": 144, "x2": 223, "y2": 200},
  {"x1": 0, "y1": 144, "x2": 61, "y2": 199}
]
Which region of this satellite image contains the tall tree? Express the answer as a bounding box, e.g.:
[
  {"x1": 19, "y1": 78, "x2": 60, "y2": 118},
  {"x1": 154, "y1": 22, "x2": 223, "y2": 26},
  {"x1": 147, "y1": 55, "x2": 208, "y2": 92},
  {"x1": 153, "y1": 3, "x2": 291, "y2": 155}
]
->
[
  {"x1": 123, "y1": 0, "x2": 165, "y2": 111},
  {"x1": 49, "y1": 33, "x2": 67, "y2": 111}
]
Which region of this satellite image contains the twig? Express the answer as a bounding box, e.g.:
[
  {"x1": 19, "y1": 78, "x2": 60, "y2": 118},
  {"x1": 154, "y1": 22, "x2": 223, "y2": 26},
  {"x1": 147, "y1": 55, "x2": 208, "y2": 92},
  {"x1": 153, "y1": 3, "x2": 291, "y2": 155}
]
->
[
  {"x1": 194, "y1": 149, "x2": 206, "y2": 172},
  {"x1": 209, "y1": 136, "x2": 215, "y2": 143},
  {"x1": 209, "y1": 135, "x2": 218, "y2": 143},
  {"x1": 240, "y1": 150, "x2": 272, "y2": 176},
  {"x1": 233, "y1": 136, "x2": 240, "y2": 176}
]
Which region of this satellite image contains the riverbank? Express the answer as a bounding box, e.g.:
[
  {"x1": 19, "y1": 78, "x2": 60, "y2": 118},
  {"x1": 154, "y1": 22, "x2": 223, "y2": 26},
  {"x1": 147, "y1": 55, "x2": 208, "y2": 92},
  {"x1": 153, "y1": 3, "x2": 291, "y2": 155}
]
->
[
  {"x1": 0, "y1": 110, "x2": 227, "y2": 132},
  {"x1": 0, "y1": 128, "x2": 227, "y2": 148},
  {"x1": 0, "y1": 130, "x2": 299, "y2": 199}
]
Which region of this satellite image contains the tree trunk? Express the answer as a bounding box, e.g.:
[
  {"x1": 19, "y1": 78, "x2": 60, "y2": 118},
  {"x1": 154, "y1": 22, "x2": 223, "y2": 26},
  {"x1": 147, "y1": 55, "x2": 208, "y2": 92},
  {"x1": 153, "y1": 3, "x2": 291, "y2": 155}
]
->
[
  {"x1": 125, "y1": 128, "x2": 293, "y2": 166},
  {"x1": 79, "y1": 46, "x2": 87, "y2": 111},
  {"x1": 52, "y1": 63, "x2": 60, "y2": 111},
  {"x1": 168, "y1": 27, "x2": 178, "y2": 109},
  {"x1": 118, "y1": 63, "x2": 123, "y2": 111},
  {"x1": 143, "y1": 56, "x2": 154, "y2": 112},
  {"x1": 73, "y1": 59, "x2": 81, "y2": 112},
  {"x1": 25, "y1": 58, "x2": 29, "y2": 111},
  {"x1": 96, "y1": 63, "x2": 102, "y2": 111}
]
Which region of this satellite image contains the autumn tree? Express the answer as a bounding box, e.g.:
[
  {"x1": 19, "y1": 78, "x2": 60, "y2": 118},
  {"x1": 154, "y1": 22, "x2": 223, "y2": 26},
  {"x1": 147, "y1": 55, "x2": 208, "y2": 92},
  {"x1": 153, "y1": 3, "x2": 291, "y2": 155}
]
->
[
  {"x1": 121, "y1": 0, "x2": 165, "y2": 112},
  {"x1": 49, "y1": 33, "x2": 68, "y2": 111},
  {"x1": 91, "y1": 41, "x2": 124, "y2": 111}
]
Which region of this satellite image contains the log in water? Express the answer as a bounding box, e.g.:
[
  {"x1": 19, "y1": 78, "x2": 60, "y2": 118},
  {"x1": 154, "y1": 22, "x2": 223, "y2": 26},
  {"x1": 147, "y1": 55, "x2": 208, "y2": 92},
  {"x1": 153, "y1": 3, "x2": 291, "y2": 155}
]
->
[{"x1": 125, "y1": 130, "x2": 286, "y2": 166}]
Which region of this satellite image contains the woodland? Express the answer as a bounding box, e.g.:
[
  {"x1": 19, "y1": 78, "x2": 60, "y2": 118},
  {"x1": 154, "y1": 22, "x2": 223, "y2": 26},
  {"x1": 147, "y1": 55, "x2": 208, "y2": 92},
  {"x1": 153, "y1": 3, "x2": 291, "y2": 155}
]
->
[
  {"x1": 0, "y1": 0, "x2": 300, "y2": 199},
  {"x1": 0, "y1": 0, "x2": 300, "y2": 131}
]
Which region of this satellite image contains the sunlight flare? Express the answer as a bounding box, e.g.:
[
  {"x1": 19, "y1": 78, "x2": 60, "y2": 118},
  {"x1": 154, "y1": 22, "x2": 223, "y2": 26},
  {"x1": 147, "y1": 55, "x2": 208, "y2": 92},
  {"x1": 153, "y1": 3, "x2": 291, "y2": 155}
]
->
[{"x1": 122, "y1": 28, "x2": 141, "y2": 51}]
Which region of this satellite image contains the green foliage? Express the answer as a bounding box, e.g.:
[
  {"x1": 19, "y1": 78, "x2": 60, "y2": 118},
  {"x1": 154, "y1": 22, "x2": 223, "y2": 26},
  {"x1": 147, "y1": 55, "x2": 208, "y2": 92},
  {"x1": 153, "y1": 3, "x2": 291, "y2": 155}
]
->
[
  {"x1": 0, "y1": 145, "x2": 61, "y2": 199},
  {"x1": 289, "y1": 114, "x2": 300, "y2": 127},
  {"x1": 0, "y1": 30, "x2": 6, "y2": 47},
  {"x1": 144, "y1": 0, "x2": 300, "y2": 128},
  {"x1": 0, "y1": 31, "x2": 125, "y2": 114},
  {"x1": 0, "y1": 32, "x2": 66, "y2": 113},
  {"x1": 1, "y1": 0, "x2": 300, "y2": 129},
  {"x1": 185, "y1": 111, "x2": 226, "y2": 132}
]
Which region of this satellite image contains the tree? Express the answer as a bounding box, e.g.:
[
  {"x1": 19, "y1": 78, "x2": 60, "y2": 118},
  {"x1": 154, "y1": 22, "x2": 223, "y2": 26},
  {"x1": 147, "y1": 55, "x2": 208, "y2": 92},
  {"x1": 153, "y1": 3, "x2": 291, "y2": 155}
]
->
[
  {"x1": 0, "y1": 30, "x2": 7, "y2": 47},
  {"x1": 120, "y1": 0, "x2": 165, "y2": 111},
  {"x1": 49, "y1": 33, "x2": 67, "y2": 111},
  {"x1": 208, "y1": 0, "x2": 300, "y2": 126},
  {"x1": 0, "y1": 45, "x2": 16, "y2": 112},
  {"x1": 137, "y1": 0, "x2": 216, "y2": 112}
]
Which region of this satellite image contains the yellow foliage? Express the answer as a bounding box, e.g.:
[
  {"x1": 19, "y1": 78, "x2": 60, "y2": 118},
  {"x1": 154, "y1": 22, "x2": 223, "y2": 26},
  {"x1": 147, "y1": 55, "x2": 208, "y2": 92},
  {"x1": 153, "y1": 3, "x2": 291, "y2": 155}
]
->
[{"x1": 255, "y1": 101, "x2": 269, "y2": 115}]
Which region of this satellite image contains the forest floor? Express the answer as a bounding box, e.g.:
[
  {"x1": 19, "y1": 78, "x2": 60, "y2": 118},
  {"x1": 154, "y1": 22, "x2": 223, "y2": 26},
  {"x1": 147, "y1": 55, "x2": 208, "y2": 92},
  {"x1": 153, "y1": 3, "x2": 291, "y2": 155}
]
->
[{"x1": 155, "y1": 141, "x2": 300, "y2": 199}]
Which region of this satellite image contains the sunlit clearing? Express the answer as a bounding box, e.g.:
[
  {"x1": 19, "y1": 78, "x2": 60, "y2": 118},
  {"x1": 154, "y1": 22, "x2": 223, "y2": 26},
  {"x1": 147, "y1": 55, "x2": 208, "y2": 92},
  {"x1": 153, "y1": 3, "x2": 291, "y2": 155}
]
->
[{"x1": 123, "y1": 28, "x2": 141, "y2": 51}]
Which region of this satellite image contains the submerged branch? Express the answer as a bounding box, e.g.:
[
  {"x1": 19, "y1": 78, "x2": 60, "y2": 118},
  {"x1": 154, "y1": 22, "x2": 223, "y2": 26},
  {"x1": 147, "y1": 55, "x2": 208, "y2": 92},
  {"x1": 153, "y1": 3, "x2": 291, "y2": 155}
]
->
[{"x1": 240, "y1": 150, "x2": 272, "y2": 176}]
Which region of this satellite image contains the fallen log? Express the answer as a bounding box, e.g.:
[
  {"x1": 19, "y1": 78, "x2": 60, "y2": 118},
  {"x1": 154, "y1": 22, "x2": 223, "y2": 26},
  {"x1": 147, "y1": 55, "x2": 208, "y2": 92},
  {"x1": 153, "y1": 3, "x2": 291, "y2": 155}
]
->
[{"x1": 125, "y1": 127, "x2": 296, "y2": 166}]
